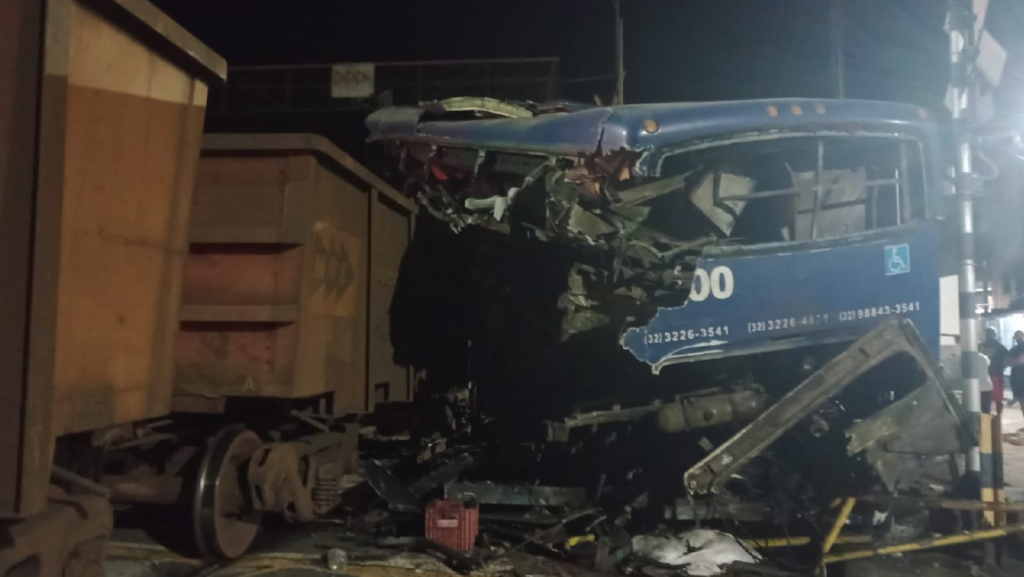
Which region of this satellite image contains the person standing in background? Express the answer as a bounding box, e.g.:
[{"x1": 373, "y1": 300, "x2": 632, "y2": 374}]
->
[
  {"x1": 943, "y1": 335, "x2": 993, "y2": 412},
  {"x1": 979, "y1": 352, "x2": 993, "y2": 414},
  {"x1": 1007, "y1": 331, "x2": 1024, "y2": 423},
  {"x1": 981, "y1": 328, "x2": 1009, "y2": 414}
]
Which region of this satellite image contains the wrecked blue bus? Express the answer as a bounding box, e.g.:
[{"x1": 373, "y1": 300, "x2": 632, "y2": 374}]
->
[
  {"x1": 369, "y1": 98, "x2": 976, "y2": 542},
  {"x1": 368, "y1": 97, "x2": 943, "y2": 374}
]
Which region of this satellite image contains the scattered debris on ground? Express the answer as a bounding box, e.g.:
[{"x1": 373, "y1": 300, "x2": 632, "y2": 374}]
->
[
  {"x1": 108, "y1": 318, "x2": 1004, "y2": 576},
  {"x1": 632, "y1": 530, "x2": 761, "y2": 576}
]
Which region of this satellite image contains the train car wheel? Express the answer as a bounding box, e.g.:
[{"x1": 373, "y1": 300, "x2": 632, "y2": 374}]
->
[{"x1": 192, "y1": 426, "x2": 263, "y2": 560}]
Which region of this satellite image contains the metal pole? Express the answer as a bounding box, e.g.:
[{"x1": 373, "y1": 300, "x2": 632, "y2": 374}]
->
[
  {"x1": 823, "y1": 522, "x2": 1024, "y2": 564},
  {"x1": 948, "y1": 0, "x2": 983, "y2": 485},
  {"x1": 830, "y1": 0, "x2": 846, "y2": 98},
  {"x1": 613, "y1": 0, "x2": 624, "y2": 105}
]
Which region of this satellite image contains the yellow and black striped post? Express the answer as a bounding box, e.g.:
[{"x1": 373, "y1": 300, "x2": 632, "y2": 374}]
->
[
  {"x1": 993, "y1": 413, "x2": 1006, "y2": 527},
  {"x1": 981, "y1": 413, "x2": 995, "y2": 526}
]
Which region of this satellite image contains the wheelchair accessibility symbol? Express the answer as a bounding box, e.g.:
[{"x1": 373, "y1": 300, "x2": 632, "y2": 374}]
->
[{"x1": 884, "y1": 244, "x2": 910, "y2": 276}]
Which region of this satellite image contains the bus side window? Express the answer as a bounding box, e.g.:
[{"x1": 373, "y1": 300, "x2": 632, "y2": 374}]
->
[{"x1": 658, "y1": 135, "x2": 926, "y2": 244}]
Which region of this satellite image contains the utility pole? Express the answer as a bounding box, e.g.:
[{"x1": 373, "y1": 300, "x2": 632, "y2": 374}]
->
[
  {"x1": 829, "y1": 0, "x2": 846, "y2": 98},
  {"x1": 613, "y1": 0, "x2": 624, "y2": 105},
  {"x1": 948, "y1": 0, "x2": 983, "y2": 489}
]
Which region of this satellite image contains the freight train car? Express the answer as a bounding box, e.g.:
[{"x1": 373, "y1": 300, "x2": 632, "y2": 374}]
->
[
  {"x1": 0, "y1": 1, "x2": 418, "y2": 571},
  {"x1": 0, "y1": 0, "x2": 223, "y2": 574},
  {"x1": 174, "y1": 133, "x2": 416, "y2": 416},
  {"x1": 95, "y1": 134, "x2": 418, "y2": 561}
]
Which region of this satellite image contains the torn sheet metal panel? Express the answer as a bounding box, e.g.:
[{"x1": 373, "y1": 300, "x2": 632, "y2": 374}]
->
[
  {"x1": 689, "y1": 172, "x2": 754, "y2": 236},
  {"x1": 845, "y1": 383, "x2": 962, "y2": 492},
  {"x1": 445, "y1": 483, "x2": 588, "y2": 508},
  {"x1": 363, "y1": 460, "x2": 420, "y2": 513},
  {"x1": 421, "y1": 97, "x2": 536, "y2": 118},
  {"x1": 665, "y1": 500, "x2": 769, "y2": 522},
  {"x1": 621, "y1": 224, "x2": 939, "y2": 372},
  {"x1": 364, "y1": 106, "x2": 429, "y2": 141},
  {"x1": 792, "y1": 168, "x2": 868, "y2": 240},
  {"x1": 408, "y1": 453, "x2": 476, "y2": 497},
  {"x1": 368, "y1": 104, "x2": 614, "y2": 157},
  {"x1": 682, "y1": 317, "x2": 965, "y2": 496}
]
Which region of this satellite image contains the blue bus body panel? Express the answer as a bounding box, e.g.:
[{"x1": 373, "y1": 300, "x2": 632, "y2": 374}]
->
[
  {"x1": 621, "y1": 224, "x2": 940, "y2": 372},
  {"x1": 368, "y1": 98, "x2": 944, "y2": 368},
  {"x1": 367, "y1": 98, "x2": 939, "y2": 177}
]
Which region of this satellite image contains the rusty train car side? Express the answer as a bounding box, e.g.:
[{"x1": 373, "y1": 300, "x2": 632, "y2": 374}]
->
[
  {"x1": 1, "y1": 1, "x2": 419, "y2": 573},
  {"x1": 174, "y1": 133, "x2": 417, "y2": 415},
  {"x1": 0, "y1": 0, "x2": 224, "y2": 573},
  {"x1": 113, "y1": 137, "x2": 418, "y2": 560}
]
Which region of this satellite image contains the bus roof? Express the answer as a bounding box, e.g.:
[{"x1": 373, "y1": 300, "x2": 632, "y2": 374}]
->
[{"x1": 367, "y1": 98, "x2": 938, "y2": 176}]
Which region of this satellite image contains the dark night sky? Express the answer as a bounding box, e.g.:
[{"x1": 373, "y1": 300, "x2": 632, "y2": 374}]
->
[{"x1": 154, "y1": 1, "x2": 1024, "y2": 129}]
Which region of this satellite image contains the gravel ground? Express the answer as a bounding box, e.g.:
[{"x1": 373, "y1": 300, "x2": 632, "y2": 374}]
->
[{"x1": 845, "y1": 549, "x2": 1024, "y2": 577}]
